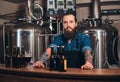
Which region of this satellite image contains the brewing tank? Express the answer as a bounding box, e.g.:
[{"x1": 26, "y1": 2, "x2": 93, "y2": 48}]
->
[
  {"x1": 8, "y1": 22, "x2": 52, "y2": 63},
  {"x1": 77, "y1": 24, "x2": 118, "y2": 68},
  {"x1": 0, "y1": 25, "x2": 4, "y2": 63},
  {"x1": 80, "y1": 28, "x2": 106, "y2": 68}
]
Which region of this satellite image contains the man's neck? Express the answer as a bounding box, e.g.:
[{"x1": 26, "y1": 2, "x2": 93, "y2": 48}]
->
[{"x1": 68, "y1": 39, "x2": 72, "y2": 43}]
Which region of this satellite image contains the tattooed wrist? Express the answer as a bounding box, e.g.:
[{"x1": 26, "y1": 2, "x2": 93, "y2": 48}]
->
[
  {"x1": 40, "y1": 52, "x2": 49, "y2": 63},
  {"x1": 85, "y1": 53, "x2": 93, "y2": 63}
]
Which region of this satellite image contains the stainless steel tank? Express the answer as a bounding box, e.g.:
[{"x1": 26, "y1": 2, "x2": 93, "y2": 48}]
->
[
  {"x1": 78, "y1": 24, "x2": 118, "y2": 68},
  {"x1": 81, "y1": 28, "x2": 107, "y2": 68},
  {"x1": 8, "y1": 23, "x2": 52, "y2": 63},
  {"x1": 0, "y1": 25, "x2": 4, "y2": 63}
]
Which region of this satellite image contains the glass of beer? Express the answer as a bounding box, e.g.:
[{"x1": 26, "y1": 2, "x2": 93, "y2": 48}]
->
[{"x1": 24, "y1": 49, "x2": 32, "y2": 68}]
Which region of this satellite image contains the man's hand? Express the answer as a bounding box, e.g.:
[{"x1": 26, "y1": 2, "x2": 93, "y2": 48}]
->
[
  {"x1": 33, "y1": 61, "x2": 45, "y2": 68},
  {"x1": 32, "y1": 48, "x2": 51, "y2": 68},
  {"x1": 81, "y1": 50, "x2": 93, "y2": 70},
  {"x1": 81, "y1": 61, "x2": 93, "y2": 70}
]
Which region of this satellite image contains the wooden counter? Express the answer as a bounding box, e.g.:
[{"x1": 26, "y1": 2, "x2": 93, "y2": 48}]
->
[{"x1": 0, "y1": 64, "x2": 120, "y2": 82}]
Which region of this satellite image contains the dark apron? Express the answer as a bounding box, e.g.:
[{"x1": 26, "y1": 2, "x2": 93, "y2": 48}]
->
[
  {"x1": 61, "y1": 34, "x2": 85, "y2": 68},
  {"x1": 64, "y1": 50, "x2": 85, "y2": 68}
]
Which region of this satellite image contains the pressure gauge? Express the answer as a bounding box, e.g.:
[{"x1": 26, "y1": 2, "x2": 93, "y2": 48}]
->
[
  {"x1": 57, "y1": 0, "x2": 64, "y2": 9},
  {"x1": 66, "y1": 0, "x2": 75, "y2": 10},
  {"x1": 47, "y1": 0, "x2": 55, "y2": 9}
]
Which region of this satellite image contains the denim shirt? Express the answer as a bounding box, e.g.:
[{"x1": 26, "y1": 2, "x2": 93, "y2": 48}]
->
[{"x1": 48, "y1": 32, "x2": 92, "y2": 68}]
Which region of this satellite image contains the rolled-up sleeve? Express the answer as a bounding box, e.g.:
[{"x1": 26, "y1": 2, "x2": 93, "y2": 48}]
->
[
  {"x1": 82, "y1": 46, "x2": 92, "y2": 53},
  {"x1": 48, "y1": 43, "x2": 57, "y2": 53},
  {"x1": 80, "y1": 34, "x2": 92, "y2": 53},
  {"x1": 48, "y1": 35, "x2": 63, "y2": 53}
]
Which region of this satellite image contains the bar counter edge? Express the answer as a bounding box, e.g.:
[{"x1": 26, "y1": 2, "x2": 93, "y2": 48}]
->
[{"x1": 0, "y1": 64, "x2": 120, "y2": 82}]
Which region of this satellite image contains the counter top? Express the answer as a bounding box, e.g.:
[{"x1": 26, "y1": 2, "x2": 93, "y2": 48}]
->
[{"x1": 0, "y1": 64, "x2": 120, "y2": 82}]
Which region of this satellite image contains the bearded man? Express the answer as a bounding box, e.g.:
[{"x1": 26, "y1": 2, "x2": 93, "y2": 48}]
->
[{"x1": 33, "y1": 13, "x2": 93, "y2": 69}]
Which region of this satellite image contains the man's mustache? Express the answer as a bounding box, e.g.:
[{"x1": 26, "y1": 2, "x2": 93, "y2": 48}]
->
[{"x1": 65, "y1": 26, "x2": 73, "y2": 31}]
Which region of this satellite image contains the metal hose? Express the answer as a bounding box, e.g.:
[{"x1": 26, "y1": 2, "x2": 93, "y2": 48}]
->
[{"x1": 112, "y1": 36, "x2": 120, "y2": 65}]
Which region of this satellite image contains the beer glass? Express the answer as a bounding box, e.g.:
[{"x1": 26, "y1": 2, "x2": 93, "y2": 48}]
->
[{"x1": 23, "y1": 47, "x2": 32, "y2": 68}]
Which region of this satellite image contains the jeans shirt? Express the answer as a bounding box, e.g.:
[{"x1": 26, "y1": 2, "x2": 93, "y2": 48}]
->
[{"x1": 48, "y1": 32, "x2": 92, "y2": 68}]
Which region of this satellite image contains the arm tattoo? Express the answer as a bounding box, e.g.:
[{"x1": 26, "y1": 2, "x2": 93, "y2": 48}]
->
[
  {"x1": 85, "y1": 53, "x2": 93, "y2": 63},
  {"x1": 40, "y1": 52, "x2": 49, "y2": 63}
]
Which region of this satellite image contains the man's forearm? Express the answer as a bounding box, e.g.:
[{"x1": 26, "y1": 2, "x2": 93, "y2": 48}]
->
[
  {"x1": 40, "y1": 48, "x2": 51, "y2": 63},
  {"x1": 84, "y1": 50, "x2": 93, "y2": 63},
  {"x1": 40, "y1": 52, "x2": 49, "y2": 63}
]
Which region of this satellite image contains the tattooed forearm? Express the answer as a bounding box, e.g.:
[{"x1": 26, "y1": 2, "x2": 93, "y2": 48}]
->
[
  {"x1": 40, "y1": 52, "x2": 49, "y2": 63},
  {"x1": 85, "y1": 50, "x2": 93, "y2": 63}
]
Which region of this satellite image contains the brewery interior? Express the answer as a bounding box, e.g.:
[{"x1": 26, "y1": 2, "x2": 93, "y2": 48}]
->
[{"x1": 0, "y1": 0, "x2": 120, "y2": 82}]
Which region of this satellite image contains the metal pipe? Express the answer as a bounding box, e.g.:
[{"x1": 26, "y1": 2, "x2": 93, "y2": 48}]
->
[
  {"x1": 3, "y1": 23, "x2": 6, "y2": 62},
  {"x1": 27, "y1": 0, "x2": 43, "y2": 21},
  {"x1": 91, "y1": 0, "x2": 101, "y2": 18}
]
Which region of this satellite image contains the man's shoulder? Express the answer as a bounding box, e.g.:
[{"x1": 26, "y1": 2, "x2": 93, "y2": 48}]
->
[
  {"x1": 54, "y1": 34, "x2": 63, "y2": 39},
  {"x1": 76, "y1": 32, "x2": 86, "y2": 37},
  {"x1": 55, "y1": 34, "x2": 63, "y2": 37},
  {"x1": 76, "y1": 32, "x2": 89, "y2": 40}
]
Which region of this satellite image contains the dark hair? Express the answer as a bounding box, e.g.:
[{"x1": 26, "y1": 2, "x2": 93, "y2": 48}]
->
[{"x1": 62, "y1": 13, "x2": 77, "y2": 22}]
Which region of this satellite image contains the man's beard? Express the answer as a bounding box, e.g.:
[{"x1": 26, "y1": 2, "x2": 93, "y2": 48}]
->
[{"x1": 64, "y1": 27, "x2": 76, "y2": 40}]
